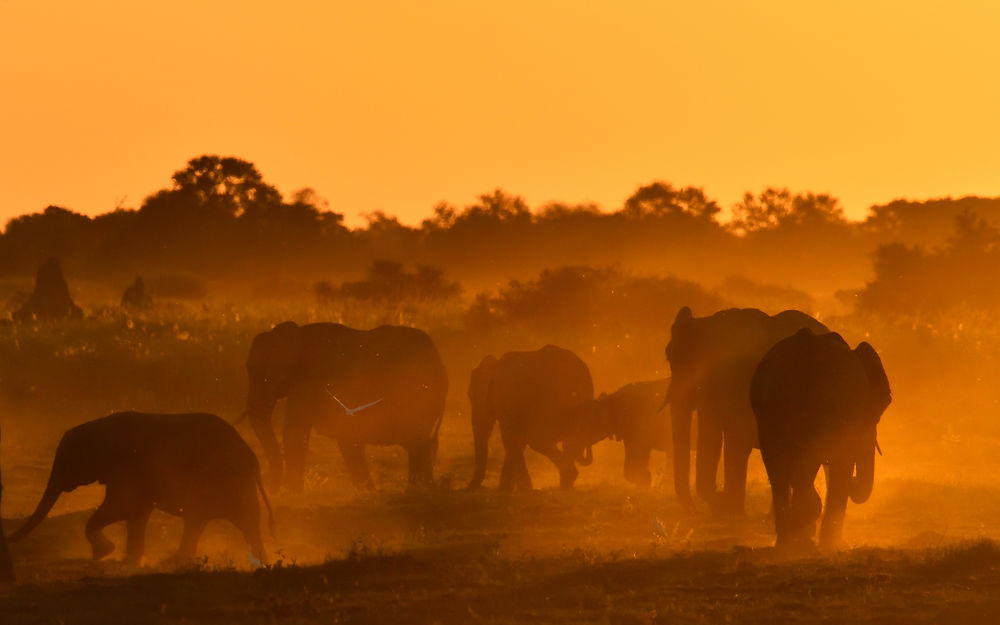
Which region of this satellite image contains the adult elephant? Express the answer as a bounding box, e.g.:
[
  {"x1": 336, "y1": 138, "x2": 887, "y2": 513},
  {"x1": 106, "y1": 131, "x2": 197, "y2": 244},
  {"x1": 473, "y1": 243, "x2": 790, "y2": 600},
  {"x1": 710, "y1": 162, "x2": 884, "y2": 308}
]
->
[
  {"x1": 592, "y1": 379, "x2": 671, "y2": 487},
  {"x1": 8, "y1": 412, "x2": 272, "y2": 565},
  {"x1": 751, "y1": 329, "x2": 891, "y2": 551},
  {"x1": 0, "y1": 423, "x2": 14, "y2": 584},
  {"x1": 466, "y1": 345, "x2": 597, "y2": 491},
  {"x1": 245, "y1": 322, "x2": 448, "y2": 492},
  {"x1": 666, "y1": 306, "x2": 828, "y2": 514}
]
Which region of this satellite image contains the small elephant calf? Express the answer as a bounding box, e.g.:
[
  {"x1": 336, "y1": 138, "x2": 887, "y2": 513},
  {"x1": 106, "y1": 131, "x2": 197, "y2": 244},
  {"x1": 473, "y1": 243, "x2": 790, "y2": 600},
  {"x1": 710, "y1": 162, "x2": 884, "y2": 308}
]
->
[{"x1": 8, "y1": 412, "x2": 272, "y2": 566}]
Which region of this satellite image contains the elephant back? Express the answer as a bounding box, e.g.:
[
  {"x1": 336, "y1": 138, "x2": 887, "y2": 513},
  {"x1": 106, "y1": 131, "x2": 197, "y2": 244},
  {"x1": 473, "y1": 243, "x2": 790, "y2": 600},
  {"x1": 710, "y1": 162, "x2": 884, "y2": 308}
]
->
[{"x1": 751, "y1": 329, "x2": 870, "y2": 434}]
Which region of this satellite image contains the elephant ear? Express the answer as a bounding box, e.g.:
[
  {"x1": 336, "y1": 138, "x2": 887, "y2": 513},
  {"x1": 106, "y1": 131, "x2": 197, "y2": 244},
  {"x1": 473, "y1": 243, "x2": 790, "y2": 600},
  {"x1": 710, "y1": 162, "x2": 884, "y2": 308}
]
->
[
  {"x1": 666, "y1": 306, "x2": 694, "y2": 362},
  {"x1": 673, "y1": 306, "x2": 693, "y2": 328},
  {"x1": 249, "y1": 321, "x2": 303, "y2": 383},
  {"x1": 855, "y1": 341, "x2": 891, "y2": 422},
  {"x1": 468, "y1": 355, "x2": 498, "y2": 401}
]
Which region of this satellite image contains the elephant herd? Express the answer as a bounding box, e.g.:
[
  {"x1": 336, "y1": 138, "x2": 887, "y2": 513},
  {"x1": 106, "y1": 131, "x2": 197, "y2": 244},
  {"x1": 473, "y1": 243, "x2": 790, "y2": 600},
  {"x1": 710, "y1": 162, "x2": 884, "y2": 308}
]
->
[{"x1": 0, "y1": 307, "x2": 891, "y2": 581}]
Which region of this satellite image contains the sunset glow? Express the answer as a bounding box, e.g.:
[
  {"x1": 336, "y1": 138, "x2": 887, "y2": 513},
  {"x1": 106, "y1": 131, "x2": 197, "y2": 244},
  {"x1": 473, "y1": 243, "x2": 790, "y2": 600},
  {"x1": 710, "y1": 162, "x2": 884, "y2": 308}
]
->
[{"x1": 3, "y1": 1, "x2": 999, "y2": 225}]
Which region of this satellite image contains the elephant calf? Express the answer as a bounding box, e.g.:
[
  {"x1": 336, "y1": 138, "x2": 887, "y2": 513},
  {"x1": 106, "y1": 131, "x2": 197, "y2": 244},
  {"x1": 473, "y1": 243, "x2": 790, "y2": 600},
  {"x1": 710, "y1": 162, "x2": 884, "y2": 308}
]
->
[
  {"x1": 592, "y1": 379, "x2": 670, "y2": 487},
  {"x1": 467, "y1": 345, "x2": 597, "y2": 491},
  {"x1": 9, "y1": 412, "x2": 273, "y2": 566},
  {"x1": 751, "y1": 329, "x2": 891, "y2": 551}
]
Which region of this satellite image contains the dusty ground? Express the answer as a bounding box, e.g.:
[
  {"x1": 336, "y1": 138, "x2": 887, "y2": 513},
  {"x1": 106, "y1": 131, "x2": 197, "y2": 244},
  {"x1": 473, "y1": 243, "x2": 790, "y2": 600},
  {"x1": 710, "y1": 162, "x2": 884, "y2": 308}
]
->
[{"x1": 3, "y1": 427, "x2": 1000, "y2": 624}]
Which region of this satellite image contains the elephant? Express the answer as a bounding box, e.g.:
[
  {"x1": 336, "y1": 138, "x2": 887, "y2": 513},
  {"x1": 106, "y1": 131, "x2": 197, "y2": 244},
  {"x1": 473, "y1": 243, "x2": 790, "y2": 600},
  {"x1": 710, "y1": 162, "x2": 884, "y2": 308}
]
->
[
  {"x1": 666, "y1": 306, "x2": 828, "y2": 514},
  {"x1": 466, "y1": 345, "x2": 597, "y2": 491},
  {"x1": 750, "y1": 329, "x2": 891, "y2": 551},
  {"x1": 245, "y1": 322, "x2": 448, "y2": 492},
  {"x1": 8, "y1": 412, "x2": 272, "y2": 566},
  {"x1": 591, "y1": 379, "x2": 671, "y2": 487},
  {"x1": 0, "y1": 424, "x2": 14, "y2": 584}
]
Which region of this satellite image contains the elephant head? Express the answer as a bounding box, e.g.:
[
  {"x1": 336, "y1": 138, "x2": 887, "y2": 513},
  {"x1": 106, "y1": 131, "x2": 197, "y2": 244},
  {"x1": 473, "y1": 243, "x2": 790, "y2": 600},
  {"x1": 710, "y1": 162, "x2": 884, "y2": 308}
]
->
[
  {"x1": 8, "y1": 424, "x2": 109, "y2": 543},
  {"x1": 244, "y1": 321, "x2": 304, "y2": 488},
  {"x1": 848, "y1": 341, "x2": 892, "y2": 504}
]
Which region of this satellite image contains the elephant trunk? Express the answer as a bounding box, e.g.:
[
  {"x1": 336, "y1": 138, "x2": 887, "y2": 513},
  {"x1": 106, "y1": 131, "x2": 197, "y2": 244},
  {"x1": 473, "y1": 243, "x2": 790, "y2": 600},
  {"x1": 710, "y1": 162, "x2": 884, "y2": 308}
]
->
[
  {"x1": 245, "y1": 390, "x2": 283, "y2": 490},
  {"x1": 466, "y1": 411, "x2": 494, "y2": 490},
  {"x1": 671, "y1": 403, "x2": 694, "y2": 505},
  {"x1": 849, "y1": 445, "x2": 876, "y2": 504},
  {"x1": 8, "y1": 471, "x2": 63, "y2": 543}
]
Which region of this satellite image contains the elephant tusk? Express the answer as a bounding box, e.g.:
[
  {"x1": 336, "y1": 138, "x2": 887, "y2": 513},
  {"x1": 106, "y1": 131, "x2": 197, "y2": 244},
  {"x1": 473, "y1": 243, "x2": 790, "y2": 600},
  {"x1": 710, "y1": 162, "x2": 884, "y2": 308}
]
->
[
  {"x1": 875, "y1": 439, "x2": 883, "y2": 456},
  {"x1": 324, "y1": 386, "x2": 383, "y2": 416}
]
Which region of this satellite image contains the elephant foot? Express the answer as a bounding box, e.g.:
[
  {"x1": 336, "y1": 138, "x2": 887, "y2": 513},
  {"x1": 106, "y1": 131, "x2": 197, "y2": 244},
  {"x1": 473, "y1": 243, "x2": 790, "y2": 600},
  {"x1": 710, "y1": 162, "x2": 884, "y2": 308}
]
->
[
  {"x1": 90, "y1": 535, "x2": 116, "y2": 560},
  {"x1": 775, "y1": 536, "x2": 818, "y2": 557}
]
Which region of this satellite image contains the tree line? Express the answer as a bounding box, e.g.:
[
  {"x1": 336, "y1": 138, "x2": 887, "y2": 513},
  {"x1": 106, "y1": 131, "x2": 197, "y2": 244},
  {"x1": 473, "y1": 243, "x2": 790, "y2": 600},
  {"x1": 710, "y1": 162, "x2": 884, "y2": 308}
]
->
[{"x1": 3, "y1": 155, "x2": 1000, "y2": 313}]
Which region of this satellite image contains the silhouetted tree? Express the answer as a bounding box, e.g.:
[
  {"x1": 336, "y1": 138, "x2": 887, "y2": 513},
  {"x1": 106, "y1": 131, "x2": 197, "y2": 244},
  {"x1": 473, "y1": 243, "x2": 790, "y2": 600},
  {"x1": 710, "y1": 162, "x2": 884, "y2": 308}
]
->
[
  {"x1": 621, "y1": 182, "x2": 721, "y2": 221},
  {"x1": 316, "y1": 260, "x2": 461, "y2": 307},
  {"x1": 466, "y1": 265, "x2": 726, "y2": 336},
  {"x1": 858, "y1": 210, "x2": 1000, "y2": 314},
  {"x1": 863, "y1": 196, "x2": 1000, "y2": 247},
  {"x1": 730, "y1": 188, "x2": 846, "y2": 234}
]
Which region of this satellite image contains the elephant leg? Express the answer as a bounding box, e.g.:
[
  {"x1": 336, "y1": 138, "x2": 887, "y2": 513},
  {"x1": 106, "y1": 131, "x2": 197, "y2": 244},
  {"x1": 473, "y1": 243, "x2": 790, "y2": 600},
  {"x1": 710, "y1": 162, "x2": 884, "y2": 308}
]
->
[
  {"x1": 536, "y1": 442, "x2": 577, "y2": 489},
  {"x1": 124, "y1": 505, "x2": 154, "y2": 566},
  {"x1": 818, "y1": 461, "x2": 852, "y2": 550},
  {"x1": 718, "y1": 439, "x2": 753, "y2": 515},
  {"x1": 760, "y1": 444, "x2": 794, "y2": 549},
  {"x1": 232, "y1": 485, "x2": 265, "y2": 565},
  {"x1": 282, "y1": 398, "x2": 313, "y2": 493},
  {"x1": 249, "y1": 411, "x2": 283, "y2": 494},
  {"x1": 695, "y1": 411, "x2": 723, "y2": 506},
  {"x1": 768, "y1": 474, "x2": 793, "y2": 549},
  {"x1": 406, "y1": 440, "x2": 435, "y2": 488},
  {"x1": 790, "y1": 461, "x2": 822, "y2": 544},
  {"x1": 468, "y1": 417, "x2": 496, "y2": 490},
  {"x1": 499, "y1": 441, "x2": 531, "y2": 492},
  {"x1": 85, "y1": 491, "x2": 133, "y2": 560},
  {"x1": 176, "y1": 515, "x2": 209, "y2": 563},
  {"x1": 338, "y1": 440, "x2": 375, "y2": 490},
  {"x1": 671, "y1": 405, "x2": 695, "y2": 506}
]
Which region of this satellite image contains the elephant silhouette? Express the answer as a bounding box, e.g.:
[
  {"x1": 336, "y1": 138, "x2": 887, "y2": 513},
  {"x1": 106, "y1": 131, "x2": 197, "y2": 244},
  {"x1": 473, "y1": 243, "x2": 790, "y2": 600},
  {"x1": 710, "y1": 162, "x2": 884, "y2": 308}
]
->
[
  {"x1": 467, "y1": 345, "x2": 597, "y2": 491},
  {"x1": 751, "y1": 329, "x2": 891, "y2": 551},
  {"x1": 8, "y1": 412, "x2": 272, "y2": 566},
  {"x1": 244, "y1": 321, "x2": 448, "y2": 492},
  {"x1": 592, "y1": 379, "x2": 671, "y2": 487},
  {"x1": 666, "y1": 306, "x2": 828, "y2": 514}
]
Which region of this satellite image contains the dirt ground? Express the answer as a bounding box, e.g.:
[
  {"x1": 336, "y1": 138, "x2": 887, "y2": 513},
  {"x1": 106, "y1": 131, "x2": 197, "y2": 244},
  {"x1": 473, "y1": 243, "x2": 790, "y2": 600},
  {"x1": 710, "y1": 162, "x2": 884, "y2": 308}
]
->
[{"x1": 3, "y1": 424, "x2": 1000, "y2": 624}]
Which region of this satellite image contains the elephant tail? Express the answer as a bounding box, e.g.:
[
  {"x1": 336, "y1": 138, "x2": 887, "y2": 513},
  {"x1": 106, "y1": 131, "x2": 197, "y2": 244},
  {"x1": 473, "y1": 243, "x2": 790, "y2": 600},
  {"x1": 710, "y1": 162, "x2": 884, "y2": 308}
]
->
[{"x1": 255, "y1": 471, "x2": 276, "y2": 538}]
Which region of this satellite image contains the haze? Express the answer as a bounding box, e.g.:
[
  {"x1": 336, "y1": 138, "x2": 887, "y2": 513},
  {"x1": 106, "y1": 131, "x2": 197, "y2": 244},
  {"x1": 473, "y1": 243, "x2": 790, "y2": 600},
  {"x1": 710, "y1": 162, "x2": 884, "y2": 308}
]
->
[{"x1": 3, "y1": 1, "x2": 999, "y2": 226}]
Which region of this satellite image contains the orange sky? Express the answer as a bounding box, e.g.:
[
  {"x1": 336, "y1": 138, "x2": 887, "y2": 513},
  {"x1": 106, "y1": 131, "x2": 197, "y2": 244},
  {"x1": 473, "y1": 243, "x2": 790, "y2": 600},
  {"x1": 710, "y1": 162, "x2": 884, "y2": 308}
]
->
[{"x1": 2, "y1": 1, "x2": 998, "y2": 227}]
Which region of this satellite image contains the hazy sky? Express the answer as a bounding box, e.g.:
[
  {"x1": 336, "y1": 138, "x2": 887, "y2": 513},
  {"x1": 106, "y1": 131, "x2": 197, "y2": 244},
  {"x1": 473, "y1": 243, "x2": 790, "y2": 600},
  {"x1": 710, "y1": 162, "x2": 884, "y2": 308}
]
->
[{"x1": 2, "y1": 1, "x2": 998, "y2": 227}]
